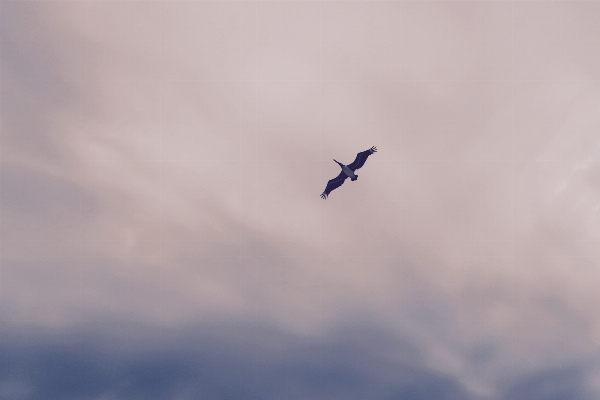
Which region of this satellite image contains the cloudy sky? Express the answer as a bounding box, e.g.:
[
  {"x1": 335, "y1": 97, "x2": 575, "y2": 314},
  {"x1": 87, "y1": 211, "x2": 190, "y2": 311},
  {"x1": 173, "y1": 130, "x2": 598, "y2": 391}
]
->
[{"x1": 2, "y1": 1, "x2": 600, "y2": 399}]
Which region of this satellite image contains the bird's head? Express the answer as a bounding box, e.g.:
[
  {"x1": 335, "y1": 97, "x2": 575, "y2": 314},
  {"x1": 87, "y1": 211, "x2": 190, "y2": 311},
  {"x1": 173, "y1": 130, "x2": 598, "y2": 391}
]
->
[{"x1": 351, "y1": 175, "x2": 358, "y2": 181}]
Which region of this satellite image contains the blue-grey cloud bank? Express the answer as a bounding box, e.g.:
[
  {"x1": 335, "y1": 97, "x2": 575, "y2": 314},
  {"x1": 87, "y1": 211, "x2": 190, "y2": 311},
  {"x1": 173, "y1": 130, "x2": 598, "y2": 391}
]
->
[{"x1": 2, "y1": 323, "x2": 596, "y2": 400}]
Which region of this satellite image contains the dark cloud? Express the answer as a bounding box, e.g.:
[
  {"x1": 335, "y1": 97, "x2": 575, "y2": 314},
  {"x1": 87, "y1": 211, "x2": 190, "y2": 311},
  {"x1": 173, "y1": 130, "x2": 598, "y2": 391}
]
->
[
  {"x1": 0, "y1": 323, "x2": 474, "y2": 400},
  {"x1": 2, "y1": 324, "x2": 598, "y2": 400}
]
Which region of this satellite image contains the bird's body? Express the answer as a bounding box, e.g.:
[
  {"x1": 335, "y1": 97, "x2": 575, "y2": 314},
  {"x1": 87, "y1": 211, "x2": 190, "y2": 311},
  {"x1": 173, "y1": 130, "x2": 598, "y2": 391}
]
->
[
  {"x1": 321, "y1": 146, "x2": 377, "y2": 199},
  {"x1": 334, "y1": 159, "x2": 357, "y2": 180}
]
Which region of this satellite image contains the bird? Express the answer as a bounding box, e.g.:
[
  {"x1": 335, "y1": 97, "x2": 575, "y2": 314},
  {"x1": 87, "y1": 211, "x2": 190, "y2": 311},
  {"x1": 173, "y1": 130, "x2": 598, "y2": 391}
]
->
[{"x1": 320, "y1": 146, "x2": 377, "y2": 199}]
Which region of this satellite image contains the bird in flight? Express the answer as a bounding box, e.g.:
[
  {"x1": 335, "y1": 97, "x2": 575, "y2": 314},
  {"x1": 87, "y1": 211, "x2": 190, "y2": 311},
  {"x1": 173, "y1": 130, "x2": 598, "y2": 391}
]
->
[{"x1": 320, "y1": 146, "x2": 377, "y2": 199}]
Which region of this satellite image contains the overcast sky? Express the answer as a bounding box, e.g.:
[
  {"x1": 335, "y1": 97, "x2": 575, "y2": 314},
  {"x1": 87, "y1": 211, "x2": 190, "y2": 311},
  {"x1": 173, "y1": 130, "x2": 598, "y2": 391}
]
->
[{"x1": 2, "y1": 1, "x2": 600, "y2": 399}]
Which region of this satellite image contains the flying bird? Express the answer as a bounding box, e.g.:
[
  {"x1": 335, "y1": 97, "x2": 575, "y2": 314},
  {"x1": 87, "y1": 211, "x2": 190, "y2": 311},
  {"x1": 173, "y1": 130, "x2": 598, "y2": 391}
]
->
[{"x1": 320, "y1": 146, "x2": 377, "y2": 199}]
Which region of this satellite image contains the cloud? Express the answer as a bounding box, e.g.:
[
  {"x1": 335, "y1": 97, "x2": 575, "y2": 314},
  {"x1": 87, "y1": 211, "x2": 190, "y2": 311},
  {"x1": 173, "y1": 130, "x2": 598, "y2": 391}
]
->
[
  {"x1": 500, "y1": 365, "x2": 596, "y2": 400},
  {"x1": 2, "y1": 323, "x2": 599, "y2": 400},
  {"x1": 0, "y1": 323, "x2": 474, "y2": 400},
  {"x1": 0, "y1": 2, "x2": 82, "y2": 163},
  {"x1": 2, "y1": 2, "x2": 600, "y2": 399}
]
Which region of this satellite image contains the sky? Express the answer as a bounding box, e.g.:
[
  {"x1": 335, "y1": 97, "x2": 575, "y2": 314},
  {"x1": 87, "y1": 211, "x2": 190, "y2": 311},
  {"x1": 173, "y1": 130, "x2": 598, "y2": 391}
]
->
[{"x1": 1, "y1": 1, "x2": 600, "y2": 399}]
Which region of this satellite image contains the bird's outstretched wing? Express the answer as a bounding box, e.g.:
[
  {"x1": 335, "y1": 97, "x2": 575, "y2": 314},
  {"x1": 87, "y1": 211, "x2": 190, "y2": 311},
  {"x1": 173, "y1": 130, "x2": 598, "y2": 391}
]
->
[
  {"x1": 320, "y1": 171, "x2": 348, "y2": 199},
  {"x1": 347, "y1": 146, "x2": 377, "y2": 171}
]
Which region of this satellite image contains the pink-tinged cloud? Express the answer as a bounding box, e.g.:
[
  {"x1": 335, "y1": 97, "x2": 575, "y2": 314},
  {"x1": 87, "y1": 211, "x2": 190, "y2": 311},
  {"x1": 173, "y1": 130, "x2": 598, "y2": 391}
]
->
[{"x1": 2, "y1": 1, "x2": 600, "y2": 398}]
